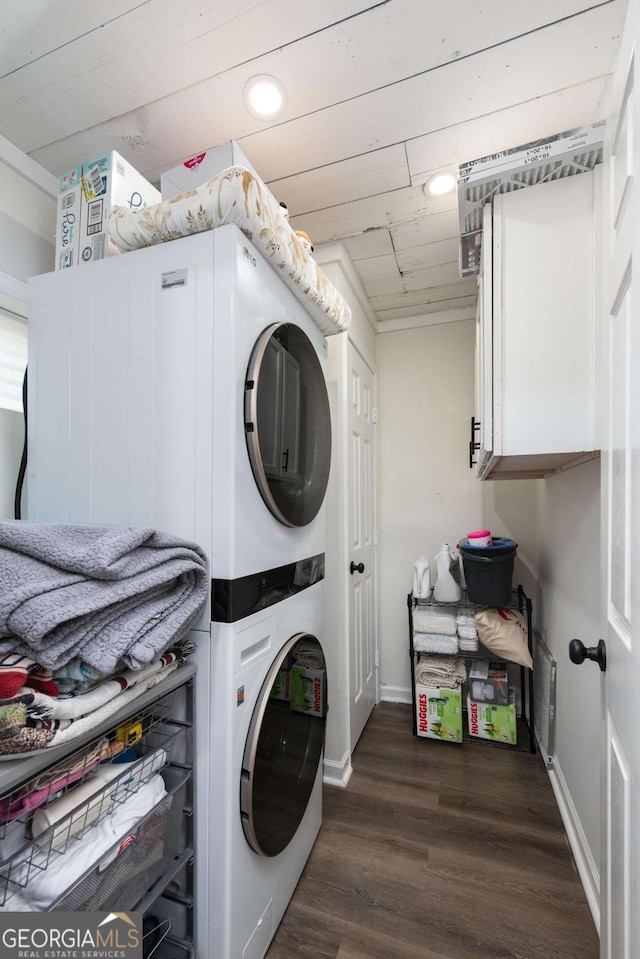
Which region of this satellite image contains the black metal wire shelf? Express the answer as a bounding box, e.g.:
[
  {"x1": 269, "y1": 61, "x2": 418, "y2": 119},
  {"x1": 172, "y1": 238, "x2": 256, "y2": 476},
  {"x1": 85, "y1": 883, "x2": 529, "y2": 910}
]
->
[{"x1": 407, "y1": 586, "x2": 536, "y2": 754}]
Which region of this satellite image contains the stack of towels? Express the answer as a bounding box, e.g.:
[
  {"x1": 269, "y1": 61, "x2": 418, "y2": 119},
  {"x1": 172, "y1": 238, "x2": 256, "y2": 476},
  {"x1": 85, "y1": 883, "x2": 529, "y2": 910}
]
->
[
  {"x1": 0, "y1": 521, "x2": 207, "y2": 758},
  {"x1": 0, "y1": 643, "x2": 192, "y2": 757},
  {"x1": 415, "y1": 654, "x2": 467, "y2": 689},
  {"x1": 412, "y1": 607, "x2": 458, "y2": 654},
  {"x1": 456, "y1": 607, "x2": 479, "y2": 652}
]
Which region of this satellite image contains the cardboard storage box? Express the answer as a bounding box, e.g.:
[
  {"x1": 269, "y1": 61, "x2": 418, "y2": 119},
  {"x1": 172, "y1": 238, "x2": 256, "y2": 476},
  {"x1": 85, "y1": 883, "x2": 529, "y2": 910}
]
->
[
  {"x1": 160, "y1": 140, "x2": 262, "y2": 199},
  {"x1": 467, "y1": 661, "x2": 509, "y2": 705},
  {"x1": 270, "y1": 669, "x2": 291, "y2": 702},
  {"x1": 467, "y1": 686, "x2": 517, "y2": 744},
  {"x1": 79, "y1": 151, "x2": 160, "y2": 265},
  {"x1": 55, "y1": 165, "x2": 83, "y2": 270},
  {"x1": 415, "y1": 685, "x2": 463, "y2": 742},
  {"x1": 290, "y1": 666, "x2": 326, "y2": 717}
]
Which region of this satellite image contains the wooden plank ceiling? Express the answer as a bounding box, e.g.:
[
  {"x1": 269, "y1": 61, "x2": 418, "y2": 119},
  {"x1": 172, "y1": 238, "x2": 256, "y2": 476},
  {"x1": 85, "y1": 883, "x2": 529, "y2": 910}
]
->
[{"x1": 0, "y1": 0, "x2": 625, "y2": 327}]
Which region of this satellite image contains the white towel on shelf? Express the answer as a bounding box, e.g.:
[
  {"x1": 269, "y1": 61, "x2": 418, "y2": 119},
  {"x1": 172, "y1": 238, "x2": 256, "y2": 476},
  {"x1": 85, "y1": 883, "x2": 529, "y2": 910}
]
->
[
  {"x1": 459, "y1": 638, "x2": 479, "y2": 652},
  {"x1": 413, "y1": 633, "x2": 459, "y2": 655},
  {"x1": 456, "y1": 606, "x2": 479, "y2": 650},
  {"x1": 412, "y1": 607, "x2": 457, "y2": 636}
]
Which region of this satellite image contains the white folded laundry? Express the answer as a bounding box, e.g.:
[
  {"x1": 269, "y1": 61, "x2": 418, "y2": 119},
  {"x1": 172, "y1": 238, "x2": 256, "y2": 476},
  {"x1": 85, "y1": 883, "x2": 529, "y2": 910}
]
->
[
  {"x1": 412, "y1": 608, "x2": 457, "y2": 636},
  {"x1": 32, "y1": 778, "x2": 112, "y2": 850},
  {"x1": 17, "y1": 774, "x2": 166, "y2": 910},
  {"x1": 0, "y1": 889, "x2": 33, "y2": 911},
  {"x1": 0, "y1": 819, "x2": 29, "y2": 864},
  {"x1": 31, "y1": 747, "x2": 168, "y2": 851},
  {"x1": 413, "y1": 632, "x2": 459, "y2": 655}
]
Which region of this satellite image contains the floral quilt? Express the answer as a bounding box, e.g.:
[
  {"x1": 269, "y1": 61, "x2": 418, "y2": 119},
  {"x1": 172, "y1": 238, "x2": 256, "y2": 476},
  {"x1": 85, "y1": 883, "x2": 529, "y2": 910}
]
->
[{"x1": 108, "y1": 166, "x2": 351, "y2": 336}]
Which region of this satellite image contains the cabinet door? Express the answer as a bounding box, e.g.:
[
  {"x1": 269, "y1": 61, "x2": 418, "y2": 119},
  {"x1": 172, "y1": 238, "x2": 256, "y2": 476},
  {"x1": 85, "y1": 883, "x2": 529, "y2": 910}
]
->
[
  {"x1": 476, "y1": 200, "x2": 494, "y2": 475},
  {"x1": 479, "y1": 171, "x2": 598, "y2": 479}
]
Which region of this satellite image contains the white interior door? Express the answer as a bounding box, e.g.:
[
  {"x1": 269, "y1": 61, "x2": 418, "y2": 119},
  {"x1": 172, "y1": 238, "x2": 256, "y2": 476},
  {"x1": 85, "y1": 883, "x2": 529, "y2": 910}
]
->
[
  {"x1": 348, "y1": 341, "x2": 377, "y2": 750},
  {"x1": 600, "y1": 5, "x2": 640, "y2": 956}
]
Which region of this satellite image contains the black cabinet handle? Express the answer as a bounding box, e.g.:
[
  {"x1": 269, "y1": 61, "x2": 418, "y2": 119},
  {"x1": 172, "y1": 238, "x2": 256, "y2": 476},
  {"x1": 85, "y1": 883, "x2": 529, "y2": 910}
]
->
[
  {"x1": 282, "y1": 448, "x2": 289, "y2": 472},
  {"x1": 350, "y1": 562, "x2": 365, "y2": 575},
  {"x1": 569, "y1": 638, "x2": 606, "y2": 672},
  {"x1": 469, "y1": 417, "x2": 480, "y2": 468}
]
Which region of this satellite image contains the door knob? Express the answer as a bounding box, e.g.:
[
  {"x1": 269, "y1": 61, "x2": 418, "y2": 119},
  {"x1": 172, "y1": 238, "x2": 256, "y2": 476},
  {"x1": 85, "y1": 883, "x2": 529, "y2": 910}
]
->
[
  {"x1": 350, "y1": 561, "x2": 365, "y2": 575},
  {"x1": 569, "y1": 638, "x2": 606, "y2": 672}
]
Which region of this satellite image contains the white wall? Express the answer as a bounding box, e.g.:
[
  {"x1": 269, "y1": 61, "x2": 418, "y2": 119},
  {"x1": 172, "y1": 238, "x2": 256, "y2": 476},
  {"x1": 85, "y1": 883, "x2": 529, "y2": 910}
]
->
[
  {"x1": 535, "y1": 457, "x2": 602, "y2": 889},
  {"x1": 0, "y1": 138, "x2": 55, "y2": 521},
  {"x1": 376, "y1": 314, "x2": 601, "y2": 917},
  {"x1": 377, "y1": 318, "x2": 537, "y2": 698},
  {"x1": 0, "y1": 409, "x2": 23, "y2": 519}
]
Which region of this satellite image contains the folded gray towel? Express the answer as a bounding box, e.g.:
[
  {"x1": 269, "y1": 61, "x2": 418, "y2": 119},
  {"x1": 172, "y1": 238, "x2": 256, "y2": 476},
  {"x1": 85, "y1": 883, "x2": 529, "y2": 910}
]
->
[{"x1": 0, "y1": 522, "x2": 208, "y2": 673}]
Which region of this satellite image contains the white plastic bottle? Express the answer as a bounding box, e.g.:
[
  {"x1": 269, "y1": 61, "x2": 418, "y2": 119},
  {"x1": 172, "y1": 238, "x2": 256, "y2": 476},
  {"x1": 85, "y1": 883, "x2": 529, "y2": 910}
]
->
[
  {"x1": 432, "y1": 543, "x2": 462, "y2": 603},
  {"x1": 413, "y1": 556, "x2": 431, "y2": 599}
]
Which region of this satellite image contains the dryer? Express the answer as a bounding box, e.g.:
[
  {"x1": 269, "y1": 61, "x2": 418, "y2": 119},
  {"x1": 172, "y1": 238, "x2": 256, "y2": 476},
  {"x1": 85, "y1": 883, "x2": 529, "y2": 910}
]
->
[{"x1": 27, "y1": 224, "x2": 332, "y2": 625}]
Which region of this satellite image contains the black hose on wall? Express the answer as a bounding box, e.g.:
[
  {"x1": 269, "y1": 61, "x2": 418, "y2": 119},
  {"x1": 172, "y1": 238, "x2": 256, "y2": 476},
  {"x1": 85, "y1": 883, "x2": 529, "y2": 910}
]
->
[{"x1": 14, "y1": 364, "x2": 27, "y2": 520}]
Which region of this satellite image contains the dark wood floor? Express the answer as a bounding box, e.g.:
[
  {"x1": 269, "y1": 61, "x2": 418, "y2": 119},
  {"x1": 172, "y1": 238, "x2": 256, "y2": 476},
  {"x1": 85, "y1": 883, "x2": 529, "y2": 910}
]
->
[{"x1": 266, "y1": 702, "x2": 599, "y2": 959}]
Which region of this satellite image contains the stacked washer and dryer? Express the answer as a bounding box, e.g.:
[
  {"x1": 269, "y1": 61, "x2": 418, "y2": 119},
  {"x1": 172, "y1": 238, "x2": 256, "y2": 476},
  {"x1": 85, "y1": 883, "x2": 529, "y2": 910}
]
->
[{"x1": 27, "y1": 224, "x2": 333, "y2": 959}]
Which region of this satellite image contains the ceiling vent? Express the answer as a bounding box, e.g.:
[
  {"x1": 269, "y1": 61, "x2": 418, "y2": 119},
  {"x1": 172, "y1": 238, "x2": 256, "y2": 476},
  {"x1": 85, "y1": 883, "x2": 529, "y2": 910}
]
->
[{"x1": 457, "y1": 121, "x2": 605, "y2": 277}]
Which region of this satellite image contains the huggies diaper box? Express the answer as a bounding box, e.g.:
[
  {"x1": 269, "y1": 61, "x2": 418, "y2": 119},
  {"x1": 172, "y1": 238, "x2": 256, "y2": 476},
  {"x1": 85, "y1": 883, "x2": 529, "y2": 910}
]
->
[
  {"x1": 270, "y1": 669, "x2": 292, "y2": 702},
  {"x1": 289, "y1": 666, "x2": 326, "y2": 718},
  {"x1": 467, "y1": 686, "x2": 517, "y2": 744},
  {"x1": 415, "y1": 685, "x2": 463, "y2": 742}
]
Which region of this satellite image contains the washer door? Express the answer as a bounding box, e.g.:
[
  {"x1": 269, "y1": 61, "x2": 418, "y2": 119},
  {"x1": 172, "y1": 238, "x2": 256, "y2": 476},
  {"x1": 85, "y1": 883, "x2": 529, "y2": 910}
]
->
[
  {"x1": 240, "y1": 633, "x2": 326, "y2": 857},
  {"x1": 245, "y1": 323, "x2": 331, "y2": 527}
]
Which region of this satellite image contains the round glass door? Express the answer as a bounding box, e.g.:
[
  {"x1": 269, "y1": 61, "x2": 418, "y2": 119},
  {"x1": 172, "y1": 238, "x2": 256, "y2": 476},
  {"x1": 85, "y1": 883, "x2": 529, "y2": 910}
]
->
[
  {"x1": 240, "y1": 633, "x2": 326, "y2": 857},
  {"x1": 244, "y1": 323, "x2": 331, "y2": 527}
]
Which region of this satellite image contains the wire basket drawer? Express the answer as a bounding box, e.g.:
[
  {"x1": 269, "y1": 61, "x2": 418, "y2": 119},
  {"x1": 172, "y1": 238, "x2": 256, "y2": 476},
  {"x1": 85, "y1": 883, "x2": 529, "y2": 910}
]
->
[{"x1": 52, "y1": 765, "x2": 190, "y2": 912}]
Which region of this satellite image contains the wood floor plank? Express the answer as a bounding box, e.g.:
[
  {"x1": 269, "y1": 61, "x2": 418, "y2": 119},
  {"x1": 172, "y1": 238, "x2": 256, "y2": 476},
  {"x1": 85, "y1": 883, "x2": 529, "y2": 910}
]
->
[{"x1": 265, "y1": 702, "x2": 598, "y2": 959}]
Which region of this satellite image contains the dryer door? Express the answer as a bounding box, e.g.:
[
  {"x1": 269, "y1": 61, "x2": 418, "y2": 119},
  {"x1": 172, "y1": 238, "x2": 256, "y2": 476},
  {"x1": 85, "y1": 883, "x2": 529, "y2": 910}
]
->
[
  {"x1": 245, "y1": 323, "x2": 331, "y2": 527},
  {"x1": 241, "y1": 633, "x2": 326, "y2": 857}
]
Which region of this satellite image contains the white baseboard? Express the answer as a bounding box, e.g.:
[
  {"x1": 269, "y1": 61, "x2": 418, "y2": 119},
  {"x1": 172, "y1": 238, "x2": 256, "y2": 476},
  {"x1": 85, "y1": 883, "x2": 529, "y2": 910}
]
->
[
  {"x1": 323, "y1": 750, "x2": 353, "y2": 788},
  {"x1": 379, "y1": 684, "x2": 412, "y2": 705},
  {"x1": 547, "y1": 757, "x2": 600, "y2": 934}
]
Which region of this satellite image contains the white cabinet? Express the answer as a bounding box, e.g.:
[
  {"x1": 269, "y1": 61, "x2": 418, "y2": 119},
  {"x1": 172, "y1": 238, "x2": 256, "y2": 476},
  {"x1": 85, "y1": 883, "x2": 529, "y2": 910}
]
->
[{"x1": 474, "y1": 169, "x2": 600, "y2": 480}]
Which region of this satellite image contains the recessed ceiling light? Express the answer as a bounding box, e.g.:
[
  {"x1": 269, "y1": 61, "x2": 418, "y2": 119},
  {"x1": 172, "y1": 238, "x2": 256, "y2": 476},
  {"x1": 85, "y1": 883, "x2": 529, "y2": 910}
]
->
[
  {"x1": 243, "y1": 75, "x2": 287, "y2": 120},
  {"x1": 423, "y1": 171, "x2": 457, "y2": 197}
]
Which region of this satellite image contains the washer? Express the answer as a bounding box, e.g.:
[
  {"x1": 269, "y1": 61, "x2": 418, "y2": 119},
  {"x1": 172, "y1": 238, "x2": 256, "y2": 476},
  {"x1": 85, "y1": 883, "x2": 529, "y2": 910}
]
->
[
  {"x1": 191, "y1": 582, "x2": 326, "y2": 959},
  {"x1": 28, "y1": 224, "x2": 332, "y2": 626}
]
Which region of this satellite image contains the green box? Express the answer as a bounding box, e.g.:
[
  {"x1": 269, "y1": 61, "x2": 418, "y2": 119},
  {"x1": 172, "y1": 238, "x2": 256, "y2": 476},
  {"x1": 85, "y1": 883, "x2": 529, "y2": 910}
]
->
[
  {"x1": 415, "y1": 685, "x2": 463, "y2": 742},
  {"x1": 290, "y1": 666, "x2": 326, "y2": 717},
  {"x1": 467, "y1": 686, "x2": 517, "y2": 744}
]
